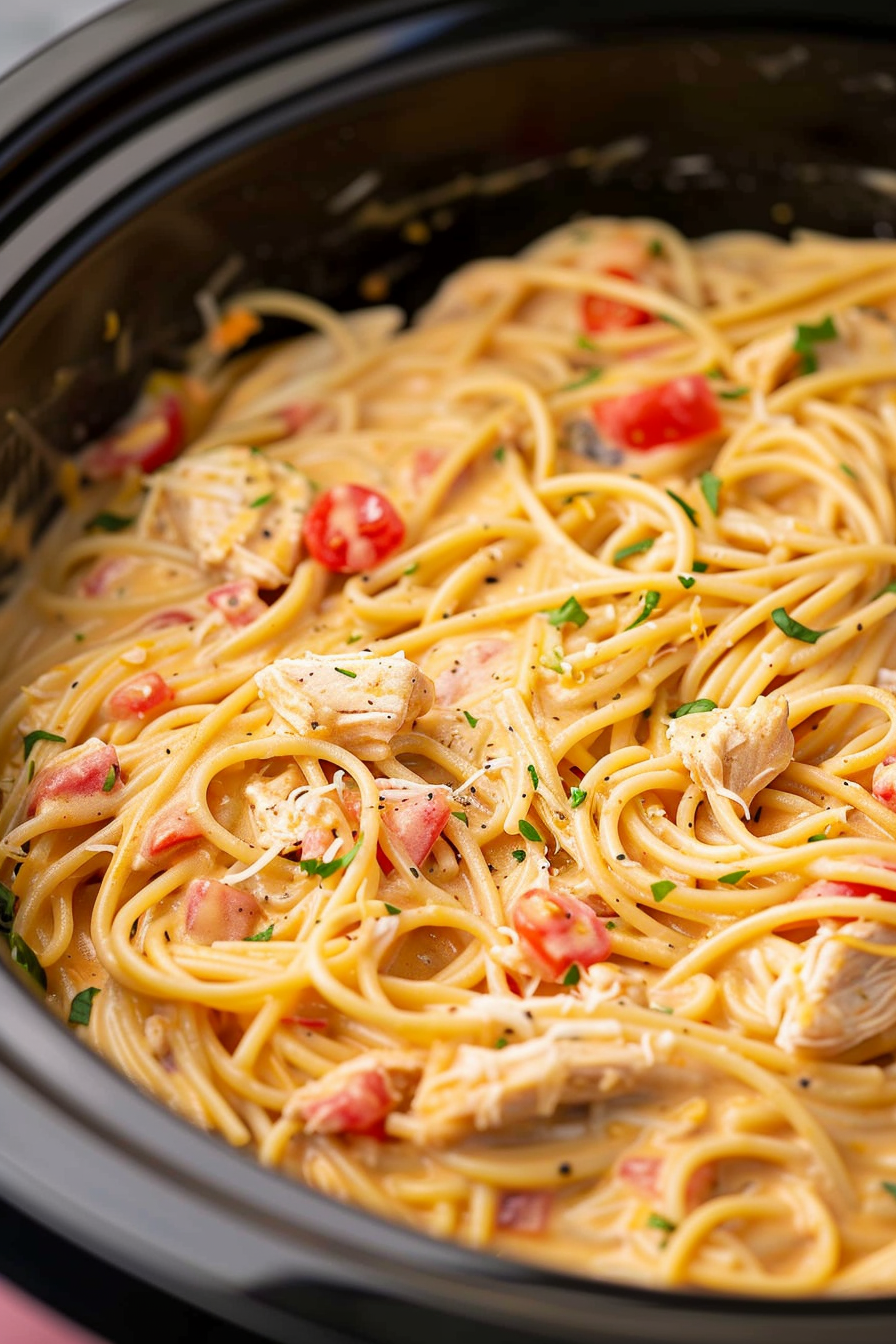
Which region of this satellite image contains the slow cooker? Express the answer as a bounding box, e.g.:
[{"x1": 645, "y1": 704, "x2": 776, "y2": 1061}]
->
[{"x1": 4, "y1": 1, "x2": 896, "y2": 1339}]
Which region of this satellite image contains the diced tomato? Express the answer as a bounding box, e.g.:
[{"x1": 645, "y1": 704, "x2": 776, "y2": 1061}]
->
[
  {"x1": 108, "y1": 671, "x2": 174, "y2": 720},
  {"x1": 27, "y1": 740, "x2": 121, "y2": 817},
  {"x1": 582, "y1": 268, "x2": 652, "y2": 333},
  {"x1": 207, "y1": 580, "x2": 267, "y2": 626},
  {"x1": 411, "y1": 447, "x2": 446, "y2": 489},
  {"x1": 872, "y1": 756, "x2": 896, "y2": 810},
  {"x1": 799, "y1": 858, "x2": 896, "y2": 904},
  {"x1": 299, "y1": 1065, "x2": 395, "y2": 1135},
  {"x1": 142, "y1": 609, "x2": 195, "y2": 631},
  {"x1": 279, "y1": 402, "x2": 317, "y2": 435},
  {"x1": 79, "y1": 556, "x2": 133, "y2": 599},
  {"x1": 300, "y1": 827, "x2": 333, "y2": 861},
  {"x1": 434, "y1": 639, "x2": 509, "y2": 706},
  {"x1": 496, "y1": 1190, "x2": 553, "y2": 1234},
  {"x1": 592, "y1": 374, "x2": 721, "y2": 452},
  {"x1": 340, "y1": 780, "x2": 450, "y2": 871},
  {"x1": 303, "y1": 484, "x2": 405, "y2": 574},
  {"x1": 143, "y1": 805, "x2": 204, "y2": 860},
  {"x1": 282, "y1": 1016, "x2": 330, "y2": 1032},
  {"x1": 619, "y1": 1155, "x2": 715, "y2": 1209},
  {"x1": 184, "y1": 878, "x2": 261, "y2": 942},
  {"x1": 81, "y1": 393, "x2": 184, "y2": 480},
  {"x1": 512, "y1": 888, "x2": 611, "y2": 981}
]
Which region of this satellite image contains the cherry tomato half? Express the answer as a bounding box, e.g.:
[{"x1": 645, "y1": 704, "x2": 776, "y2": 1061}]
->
[
  {"x1": 303, "y1": 484, "x2": 405, "y2": 574},
  {"x1": 582, "y1": 268, "x2": 652, "y2": 332},
  {"x1": 512, "y1": 888, "x2": 611, "y2": 981},
  {"x1": 593, "y1": 374, "x2": 721, "y2": 452}
]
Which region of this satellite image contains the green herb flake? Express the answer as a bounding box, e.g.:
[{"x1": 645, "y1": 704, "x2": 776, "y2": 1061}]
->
[
  {"x1": 699, "y1": 471, "x2": 722, "y2": 516},
  {"x1": 647, "y1": 1212, "x2": 677, "y2": 1233},
  {"x1": 719, "y1": 869, "x2": 750, "y2": 885},
  {"x1": 882, "y1": 1180, "x2": 896, "y2": 1202},
  {"x1": 771, "y1": 607, "x2": 829, "y2": 644},
  {"x1": 625, "y1": 590, "x2": 661, "y2": 630},
  {"x1": 335, "y1": 667, "x2": 358, "y2": 679},
  {"x1": 403, "y1": 561, "x2": 419, "y2": 576},
  {"x1": 807, "y1": 831, "x2": 828, "y2": 843},
  {"x1": 671, "y1": 698, "x2": 717, "y2": 718},
  {"x1": 606, "y1": 920, "x2": 617, "y2": 930},
  {"x1": 875, "y1": 581, "x2": 896, "y2": 600},
  {"x1": 613, "y1": 537, "x2": 654, "y2": 563},
  {"x1": 384, "y1": 903, "x2": 401, "y2": 916},
  {"x1": 245, "y1": 925, "x2": 274, "y2": 942},
  {"x1": 101, "y1": 766, "x2": 117, "y2": 793},
  {"x1": 707, "y1": 367, "x2": 724, "y2": 380},
  {"x1": 23, "y1": 729, "x2": 66, "y2": 760},
  {"x1": 347, "y1": 633, "x2": 363, "y2": 644},
  {"x1": 518, "y1": 819, "x2": 543, "y2": 844},
  {"x1": 840, "y1": 462, "x2": 858, "y2": 480},
  {"x1": 493, "y1": 445, "x2": 506, "y2": 461},
  {"x1": 300, "y1": 836, "x2": 363, "y2": 879},
  {"x1": 563, "y1": 964, "x2": 581, "y2": 987},
  {"x1": 527, "y1": 764, "x2": 539, "y2": 792},
  {"x1": 250, "y1": 492, "x2": 274, "y2": 508},
  {"x1": 463, "y1": 710, "x2": 479, "y2": 728},
  {"x1": 68, "y1": 986, "x2": 100, "y2": 1026},
  {"x1": 659, "y1": 312, "x2": 683, "y2": 328},
  {"x1": 27, "y1": 760, "x2": 35, "y2": 783},
  {"x1": 653, "y1": 1004, "x2": 675, "y2": 1015},
  {"x1": 651, "y1": 880, "x2": 675, "y2": 902},
  {"x1": 451, "y1": 810, "x2": 469, "y2": 826},
  {"x1": 677, "y1": 575, "x2": 696, "y2": 589},
  {"x1": 544, "y1": 595, "x2": 588, "y2": 629},
  {"x1": 666, "y1": 489, "x2": 697, "y2": 526},
  {"x1": 495, "y1": 1036, "x2": 509, "y2": 1049},
  {"x1": 576, "y1": 334, "x2": 598, "y2": 352},
  {"x1": 648, "y1": 238, "x2": 664, "y2": 257},
  {"x1": 569, "y1": 787, "x2": 587, "y2": 809},
  {"x1": 718, "y1": 386, "x2": 750, "y2": 400},
  {"x1": 9, "y1": 933, "x2": 46, "y2": 991},
  {"x1": 512, "y1": 849, "x2": 526, "y2": 863},
  {"x1": 793, "y1": 315, "x2": 837, "y2": 374},
  {"x1": 0, "y1": 881, "x2": 15, "y2": 935},
  {"x1": 87, "y1": 511, "x2": 133, "y2": 533},
  {"x1": 74, "y1": 632, "x2": 85, "y2": 642},
  {"x1": 561, "y1": 367, "x2": 603, "y2": 393},
  {"x1": 692, "y1": 560, "x2": 709, "y2": 572}
]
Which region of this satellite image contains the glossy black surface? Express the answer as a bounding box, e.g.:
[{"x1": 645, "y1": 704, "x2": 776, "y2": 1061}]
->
[{"x1": 3, "y1": 1, "x2": 896, "y2": 1340}]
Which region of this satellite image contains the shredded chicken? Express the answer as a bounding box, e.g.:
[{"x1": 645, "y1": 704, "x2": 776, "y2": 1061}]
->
[
  {"x1": 246, "y1": 768, "x2": 344, "y2": 854},
  {"x1": 255, "y1": 654, "x2": 434, "y2": 761},
  {"x1": 667, "y1": 693, "x2": 793, "y2": 818},
  {"x1": 404, "y1": 1034, "x2": 666, "y2": 1146},
  {"x1": 140, "y1": 444, "x2": 310, "y2": 586},
  {"x1": 775, "y1": 918, "x2": 896, "y2": 1056}
]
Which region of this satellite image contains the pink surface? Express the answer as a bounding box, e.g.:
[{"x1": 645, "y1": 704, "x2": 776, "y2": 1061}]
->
[{"x1": 0, "y1": 1278, "x2": 107, "y2": 1344}]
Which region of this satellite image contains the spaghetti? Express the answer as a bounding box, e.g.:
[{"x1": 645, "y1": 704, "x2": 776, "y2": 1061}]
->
[{"x1": 5, "y1": 217, "x2": 896, "y2": 1293}]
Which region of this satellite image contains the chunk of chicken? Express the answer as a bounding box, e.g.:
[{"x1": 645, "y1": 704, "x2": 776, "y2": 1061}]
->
[
  {"x1": 255, "y1": 654, "x2": 434, "y2": 761},
  {"x1": 775, "y1": 918, "x2": 896, "y2": 1056},
  {"x1": 404, "y1": 1034, "x2": 665, "y2": 1147},
  {"x1": 667, "y1": 694, "x2": 793, "y2": 818},
  {"x1": 140, "y1": 445, "x2": 310, "y2": 586},
  {"x1": 285, "y1": 1051, "x2": 424, "y2": 1135},
  {"x1": 246, "y1": 768, "x2": 344, "y2": 857}
]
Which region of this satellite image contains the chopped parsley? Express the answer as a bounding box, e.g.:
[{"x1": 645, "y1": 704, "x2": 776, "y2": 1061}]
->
[
  {"x1": 9, "y1": 933, "x2": 46, "y2": 991},
  {"x1": 68, "y1": 987, "x2": 100, "y2": 1026},
  {"x1": 651, "y1": 880, "x2": 675, "y2": 902},
  {"x1": 495, "y1": 1036, "x2": 509, "y2": 1049},
  {"x1": 625, "y1": 590, "x2": 660, "y2": 630},
  {"x1": 719, "y1": 869, "x2": 750, "y2": 885},
  {"x1": 511, "y1": 849, "x2": 526, "y2": 863},
  {"x1": 772, "y1": 607, "x2": 829, "y2": 643},
  {"x1": 561, "y1": 367, "x2": 603, "y2": 393},
  {"x1": 493, "y1": 444, "x2": 506, "y2": 462},
  {"x1": 245, "y1": 925, "x2": 274, "y2": 942},
  {"x1": 647, "y1": 1212, "x2": 677, "y2": 1233},
  {"x1": 102, "y1": 766, "x2": 117, "y2": 793},
  {"x1": 648, "y1": 238, "x2": 664, "y2": 257},
  {"x1": 563, "y1": 964, "x2": 581, "y2": 987},
  {"x1": 451, "y1": 810, "x2": 469, "y2": 826},
  {"x1": 384, "y1": 903, "x2": 401, "y2": 916},
  {"x1": 875, "y1": 581, "x2": 896, "y2": 600},
  {"x1": 677, "y1": 575, "x2": 696, "y2": 589},
  {"x1": 666, "y1": 489, "x2": 697, "y2": 526},
  {"x1": 882, "y1": 1180, "x2": 896, "y2": 1202},
  {"x1": 87, "y1": 511, "x2": 133, "y2": 532},
  {"x1": 518, "y1": 819, "x2": 543, "y2": 844},
  {"x1": 613, "y1": 537, "x2": 654, "y2": 563},
  {"x1": 807, "y1": 830, "x2": 828, "y2": 843},
  {"x1": 403, "y1": 561, "x2": 419, "y2": 576},
  {"x1": 463, "y1": 710, "x2": 479, "y2": 728},
  {"x1": 718, "y1": 386, "x2": 750, "y2": 400},
  {"x1": 699, "y1": 471, "x2": 721, "y2": 516},
  {"x1": 606, "y1": 920, "x2": 616, "y2": 930},
  {"x1": 569, "y1": 787, "x2": 587, "y2": 809},
  {"x1": 347, "y1": 633, "x2": 363, "y2": 644},
  {"x1": 23, "y1": 729, "x2": 66, "y2": 759},
  {"x1": 792, "y1": 315, "x2": 837, "y2": 374},
  {"x1": 0, "y1": 881, "x2": 15, "y2": 936},
  {"x1": 839, "y1": 462, "x2": 858, "y2": 480},
  {"x1": 527, "y1": 764, "x2": 539, "y2": 792},
  {"x1": 249, "y1": 492, "x2": 274, "y2": 508},
  {"x1": 576, "y1": 334, "x2": 598, "y2": 352},
  {"x1": 300, "y1": 836, "x2": 363, "y2": 879},
  {"x1": 692, "y1": 560, "x2": 709, "y2": 572},
  {"x1": 335, "y1": 667, "x2": 358, "y2": 678},
  {"x1": 671, "y1": 698, "x2": 716, "y2": 717},
  {"x1": 544, "y1": 595, "x2": 588, "y2": 629}
]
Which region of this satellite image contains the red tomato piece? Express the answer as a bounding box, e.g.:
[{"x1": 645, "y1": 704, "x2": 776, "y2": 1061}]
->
[
  {"x1": 143, "y1": 805, "x2": 204, "y2": 860},
  {"x1": 619, "y1": 1155, "x2": 715, "y2": 1209},
  {"x1": 434, "y1": 638, "x2": 510, "y2": 706},
  {"x1": 281, "y1": 1016, "x2": 330, "y2": 1032},
  {"x1": 512, "y1": 888, "x2": 611, "y2": 981},
  {"x1": 299, "y1": 1065, "x2": 395, "y2": 1135},
  {"x1": 582, "y1": 267, "x2": 652, "y2": 333},
  {"x1": 142, "y1": 609, "x2": 195, "y2": 631},
  {"x1": 78, "y1": 556, "x2": 134, "y2": 599},
  {"x1": 82, "y1": 393, "x2": 184, "y2": 481},
  {"x1": 339, "y1": 780, "x2": 450, "y2": 871},
  {"x1": 207, "y1": 580, "x2": 267, "y2": 626},
  {"x1": 872, "y1": 755, "x2": 896, "y2": 810},
  {"x1": 303, "y1": 484, "x2": 405, "y2": 574},
  {"x1": 593, "y1": 374, "x2": 721, "y2": 451},
  {"x1": 184, "y1": 879, "x2": 261, "y2": 943},
  {"x1": 799, "y1": 857, "x2": 896, "y2": 904},
  {"x1": 27, "y1": 741, "x2": 121, "y2": 818},
  {"x1": 279, "y1": 402, "x2": 318, "y2": 435},
  {"x1": 410, "y1": 446, "x2": 446, "y2": 490},
  {"x1": 108, "y1": 671, "x2": 174, "y2": 720},
  {"x1": 496, "y1": 1190, "x2": 553, "y2": 1235},
  {"x1": 299, "y1": 827, "x2": 333, "y2": 862}
]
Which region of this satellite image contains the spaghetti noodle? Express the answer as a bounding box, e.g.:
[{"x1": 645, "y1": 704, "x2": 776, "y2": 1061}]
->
[{"x1": 5, "y1": 217, "x2": 896, "y2": 1293}]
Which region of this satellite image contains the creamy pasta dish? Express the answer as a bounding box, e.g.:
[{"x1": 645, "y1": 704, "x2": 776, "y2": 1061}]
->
[{"x1": 6, "y1": 217, "x2": 896, "y2": 1295}]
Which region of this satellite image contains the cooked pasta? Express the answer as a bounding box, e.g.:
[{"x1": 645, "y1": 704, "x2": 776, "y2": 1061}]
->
[{"x1": 7, "y1": 216, "x2": 896, "y2": 1294}]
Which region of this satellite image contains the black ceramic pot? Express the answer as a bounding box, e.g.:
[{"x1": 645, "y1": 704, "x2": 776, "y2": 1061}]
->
[{"x1": 3, "y1": 2, "x2": 896, "y2": 1339}]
